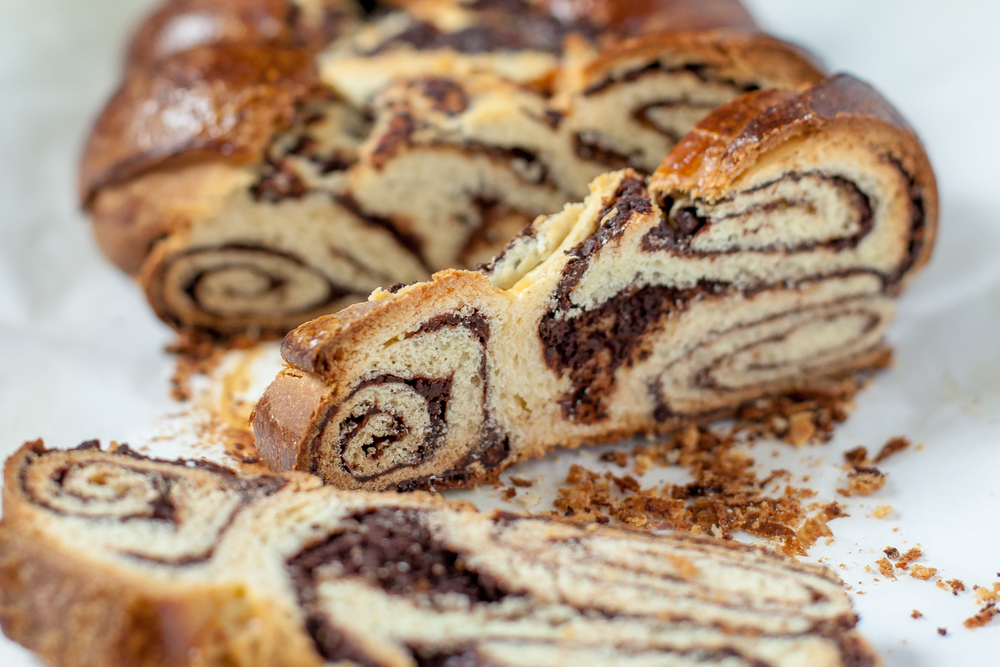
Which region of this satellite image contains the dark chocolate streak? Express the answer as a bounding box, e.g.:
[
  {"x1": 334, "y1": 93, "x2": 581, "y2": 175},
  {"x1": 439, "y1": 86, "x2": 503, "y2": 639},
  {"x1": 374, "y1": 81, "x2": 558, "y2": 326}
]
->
[
  {"x1": 541, "y1": 284, "x2": 696, "y2": 424},
  {"x1": 368, "y1": 111, "x2": 557, "y2": 189},
  {"x1": 418, "y1": 78, "x2": 471, "y2": 116},
  {"x1": 365, "y1": 2, "x2": 600, "y2": 56},
  {"x1": 574, "y1": 132, "x2": 633, "y2": 170},
  {"x1": 652, "y1": 297, "x2": 886, "y2": 423},
  {"x1": 317, "y1": 311, "x2": 510, "y2": 489},
  {"x1": 336, "y1": 194, "x2": 429, "y2": 271},
  {"x1": 694, "y1": 310, "x2": 881, "y2": 393},
  {"x1": 642, "y1": 174, "x2": 875, "y2": 255},
  {"x1": 539, "y1": 175, "x2": 675, "y2": 423},
  {"x1": 882, "y1": 154, "x2": 929, "y2": 290},
  {"x1": 337, "y1": 375, "x2": 452, "y2": 482},
  {"x1": 584, "y1": 62, "x2": 762, "y2": 98},
  {"x1": 632, "y1": 99, "x2": 729, "y2": 145},
  {"x1": 177, "y1": 244, "x2": 349, "y2": 318},
  {"x1": 288, "y1": 508, "x2": 509, "y2": 665},
  {"x1": 19, "y1": 447, "x2": 286, "y2": 565}
]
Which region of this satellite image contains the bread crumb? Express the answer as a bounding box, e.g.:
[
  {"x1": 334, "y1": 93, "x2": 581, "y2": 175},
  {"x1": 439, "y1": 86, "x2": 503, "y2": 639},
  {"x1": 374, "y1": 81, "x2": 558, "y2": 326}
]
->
[
  {"x1": 502, "y1": 487, "x2": 517, "y2": 501},
  {"x1": 871, "y1": 505, "x2": 892, "y2": 518},
  {"x1": 944, "y1": 579, "x2": 965, "y2": 595},
  {"x1": 895, "y1": 547, "x2": 922, "y2": 570},
  {"x1": 964, "y1": 602, "x2": 997, "y2": 629},
  {"x1": 874, "y1": 436, "x2": 910, "y2": 463},
  {"x1": 844, "y1": 446, "x2": 869, "y2": 466},
  {"x1": 937, "y1": 627, "x2": 947, "y2": 636},
  {"x1": 842, "y1": 466, "x2": 886, "y2": 496},
  {"x1": 910, "y1": 565, "x2": 937, "y2": 581},
  {"x1": 911, "y1": 610, "x2": 923, "y2": 619},
  {"x1": 599, "y1": 451, "x2": 629, "y2": 467},
  {"x1": 786, "y1": 412, "x2": 816, "y2": 446},
  {"x1": 508, "y1": 476, "x2": 533, "y2": 488},
  {"x1": 876, "y1": 558, "x2": 897, "y2": 580},
  {"x1": 884, "y1": 546, "x2": 900, "y2": 559}
]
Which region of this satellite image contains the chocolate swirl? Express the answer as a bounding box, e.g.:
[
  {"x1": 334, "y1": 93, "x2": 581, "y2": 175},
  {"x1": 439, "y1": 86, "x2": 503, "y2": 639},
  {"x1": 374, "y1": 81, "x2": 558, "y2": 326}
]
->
[
  {"x1": 307, "y1": 310, "x2": 510, "y2": 490},
  {"x1": 15, "y1": 442, "x2": 285, "y2": 564},
  {"x1": 2, "y1": 443, "x2": 880, "y2": 667}
]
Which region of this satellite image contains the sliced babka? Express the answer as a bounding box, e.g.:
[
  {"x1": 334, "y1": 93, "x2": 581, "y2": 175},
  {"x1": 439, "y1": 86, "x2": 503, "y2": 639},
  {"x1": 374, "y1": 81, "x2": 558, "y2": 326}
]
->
[
  {"x1": 252, "y1": 74, "x2": 937, "y2": 491},
  {"x1": 81, "y1": 0, "x2": 824, "y2": 335},
  {"x1": 0, "y1": 441, "x2": 880, "y2": 667}
]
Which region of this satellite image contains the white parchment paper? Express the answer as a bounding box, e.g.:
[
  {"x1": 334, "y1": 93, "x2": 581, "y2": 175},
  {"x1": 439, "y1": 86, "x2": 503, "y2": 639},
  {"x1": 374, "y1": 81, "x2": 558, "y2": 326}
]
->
[{"x1": 1, "y1": 1, "x2": 998, "y2": 664}]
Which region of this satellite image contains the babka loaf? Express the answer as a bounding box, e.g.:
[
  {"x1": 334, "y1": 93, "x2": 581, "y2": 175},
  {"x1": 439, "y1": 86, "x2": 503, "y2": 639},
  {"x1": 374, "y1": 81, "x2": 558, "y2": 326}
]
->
[
  {"x1": 0, "y1": 441, "x2": 881, "y2": 667},
  {"x1": 80, "y1": 0, "x2": 824, "y2": 335},
  {"x1": 252, "y1": 74, "x2": 937, "y2": 491}
]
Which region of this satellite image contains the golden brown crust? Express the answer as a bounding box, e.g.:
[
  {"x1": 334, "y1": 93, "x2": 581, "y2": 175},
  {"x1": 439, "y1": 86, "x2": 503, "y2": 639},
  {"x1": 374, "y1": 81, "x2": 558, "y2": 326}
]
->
[
  {"x1": 253, "y1": 368, "x2": 333, "y2": 471},
  {"x1": 649, "y1": 74, "x2": 939, "y2": 280},
  {"x1": 579, "y1": 29, "x2": 825, "y2": 93},
  {"x1": 79, "y1": 42, "x2": 321, "y2": 207},
  {"x1": 279, "y1": 269, "x2": 496, "y2": 375},
  {"x1": 125, "y1": 0, "x2": 357, "y2": 69},
  {"x1": 541, "y1": 0, "x2": 757, "y2": 36}
]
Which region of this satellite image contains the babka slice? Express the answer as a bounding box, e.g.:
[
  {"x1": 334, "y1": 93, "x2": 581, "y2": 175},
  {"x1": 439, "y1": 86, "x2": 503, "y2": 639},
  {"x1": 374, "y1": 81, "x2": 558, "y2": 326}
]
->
[
  {"x1": 253, "y1": 74, "x2": 937, "y2": 491},
  {"x1": 82, "y1": 0, "x2": 825, "y2": 335},
  {"x1": 1, "y1": 441, "x2": 880, "y2": 667}
]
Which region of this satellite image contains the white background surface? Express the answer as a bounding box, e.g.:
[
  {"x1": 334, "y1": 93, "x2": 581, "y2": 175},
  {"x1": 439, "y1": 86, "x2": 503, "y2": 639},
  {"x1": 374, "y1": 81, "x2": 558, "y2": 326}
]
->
[{"x1": 2, "y1": 0, "x2": 999, "y2": 664}]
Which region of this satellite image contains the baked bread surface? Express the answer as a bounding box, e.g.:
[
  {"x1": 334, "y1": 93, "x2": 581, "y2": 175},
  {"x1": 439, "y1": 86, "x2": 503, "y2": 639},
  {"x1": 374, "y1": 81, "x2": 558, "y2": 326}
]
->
[
  {"x1": 1, "y1": 441, "x2": 880, "y2": 667},
  {"x1": 252, "y1": 74, "x2": 936, "y2": 491}
]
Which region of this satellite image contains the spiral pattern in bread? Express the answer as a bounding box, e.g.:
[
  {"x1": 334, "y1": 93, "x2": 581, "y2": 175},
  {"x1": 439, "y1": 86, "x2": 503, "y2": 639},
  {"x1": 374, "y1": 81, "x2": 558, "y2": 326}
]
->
[
  {"x1": 81, "y1": 0, "x2": 826, "y2": 335},
  {"x1": 0, "y1": 442, "x2": 879, "y2": 667},
  {"x1": 253, "y1": 75, "x2": 936, "y2": 490}
]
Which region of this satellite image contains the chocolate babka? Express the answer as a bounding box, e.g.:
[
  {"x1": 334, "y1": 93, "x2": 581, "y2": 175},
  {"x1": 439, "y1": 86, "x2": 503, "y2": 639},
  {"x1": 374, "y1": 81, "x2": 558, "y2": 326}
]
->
[
  {"x1": 81, "y1": 0, "x2": 824, "y2": 335},
  {"x1": 252, "y1": 74, "x2": 937, "y2": 491},
  {"x1": 1, "y1": 441, "x2": 880, "y2": 667}
]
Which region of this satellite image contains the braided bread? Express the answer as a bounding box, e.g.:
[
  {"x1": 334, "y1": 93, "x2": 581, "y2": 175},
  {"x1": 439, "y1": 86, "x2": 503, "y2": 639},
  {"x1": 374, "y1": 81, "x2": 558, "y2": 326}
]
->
[
  {"x1": 252, "y1": 74, "x2": 937, "y2": 491},
  {"x1": 81, "y1": 0, "x2": 824, "y2": 335},
  {"x1": 0, "y1": 441, "x2": 880, "y2": 667}
]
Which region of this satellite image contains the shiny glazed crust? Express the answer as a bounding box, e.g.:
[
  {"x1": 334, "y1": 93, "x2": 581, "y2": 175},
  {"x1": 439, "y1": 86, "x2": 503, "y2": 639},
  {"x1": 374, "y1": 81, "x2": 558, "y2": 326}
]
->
[
  {"x1": 252, "y1": 75, "x2": 936, "y2": 491},
  {"x1": 0, "y1": 441, "x2": 881, "y2": 667},
  {"x1": 79, "y1": 0, "x2": 832, "y2": 336}
]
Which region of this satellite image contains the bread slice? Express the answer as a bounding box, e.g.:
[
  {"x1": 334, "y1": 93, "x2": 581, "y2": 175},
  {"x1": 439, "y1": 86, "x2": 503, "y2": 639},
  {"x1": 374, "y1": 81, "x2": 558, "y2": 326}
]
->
[
  {"x1": 0, "y1": 441, "x2": 880, "y2": 667},
  {"x1": 80, "y1": 0, "x2": 824, "y2": 335},
  {"x1": 252, "y1": 74, "x2": 936, "y2": 491}
]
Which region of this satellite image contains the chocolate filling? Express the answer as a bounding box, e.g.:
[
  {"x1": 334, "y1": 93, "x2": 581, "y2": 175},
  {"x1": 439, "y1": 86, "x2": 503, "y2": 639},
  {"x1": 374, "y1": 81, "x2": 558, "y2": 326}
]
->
[
  {"x1": 252, "y1": 158, "x2": 309, "y2": 202},
  {"x1": 417, "y1": 78, "x2": 471, "y2": 116},
  {"x1": 583, "y1": 62, "x2": 761, "y2": 98},
  {"x1": 881, "y1": 155, "x2": 929, "y2": 289},
  {"x1": 540, "y1": 284, "x2": 694, "y2": 423},
  {"x1": 19, "y1": 447, "x2": 288, "y2": 565},
  {"x1": 336, "y1": 194, "x2": 428, "y2": 269},
  {"x1": 176, "y1": 244, "x2": 349, "y2": 319},
  {"x1": 573, "y1": 132, "x2": 633, "y2": 170},
  {"x1": 643, "y1": 174, "x2": 876, "y2": 255},
  {"x1": 320, "y1": 310, "x2": 512, "y2": 488},
  {"x1": 414, "y1": 652, "x2": 488, "y2": 667},
  {"x1": 288, "y1": 508, "x2": 509, "y2": 663},
  {"x1": 337, "y1": 375, "x2": 452, "y2": 482},
  {"x1": 369, "y1": 113, "x2": 419, "y2": 170},
  {"x1": 368, "y1": 112, "x2": 555, "y2": 190},
  {"x1": 365, "y1": 3, "x2": 600, "y2": 57}
]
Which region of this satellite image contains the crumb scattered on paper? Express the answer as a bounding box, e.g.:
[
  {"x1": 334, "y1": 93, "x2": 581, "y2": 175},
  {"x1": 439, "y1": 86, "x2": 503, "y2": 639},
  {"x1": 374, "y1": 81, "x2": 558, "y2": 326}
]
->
[
  {"x1": 874, "y1": 436, "x2": 911, "y2": 463},
  {"x1": 871, "y1": 504, "x2": 892, "y2": 518}
]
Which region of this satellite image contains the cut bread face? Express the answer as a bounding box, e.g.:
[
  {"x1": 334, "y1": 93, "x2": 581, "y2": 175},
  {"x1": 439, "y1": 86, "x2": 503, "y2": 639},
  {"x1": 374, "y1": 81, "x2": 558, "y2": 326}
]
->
[
  {"x1": 1, "y1": 441, "x2": 880, "y2": 667},
  {"x1": 252, "y1": 75, "x2": 937, "y2": 492},
  {"x1": 81, "y1": 0, "x2": 826, "y2": 335}
]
